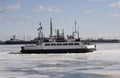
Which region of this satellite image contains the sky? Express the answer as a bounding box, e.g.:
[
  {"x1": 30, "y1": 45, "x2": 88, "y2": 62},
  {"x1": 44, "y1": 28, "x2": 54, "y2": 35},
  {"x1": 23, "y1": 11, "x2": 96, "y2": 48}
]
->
[{"x1": 0, "y1": 0, "x2": 120, "y2": 40}]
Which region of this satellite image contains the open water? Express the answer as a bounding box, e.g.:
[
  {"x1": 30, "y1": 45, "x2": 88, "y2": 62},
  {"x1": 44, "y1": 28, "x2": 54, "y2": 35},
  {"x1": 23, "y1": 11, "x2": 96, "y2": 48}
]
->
[{"x1": 0, "y1": 43, "x2": 120, "y2": 78}]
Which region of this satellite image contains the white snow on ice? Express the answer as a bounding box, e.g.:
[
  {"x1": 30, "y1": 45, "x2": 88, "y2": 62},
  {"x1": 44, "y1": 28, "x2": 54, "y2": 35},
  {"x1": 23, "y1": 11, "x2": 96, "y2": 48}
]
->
[{"x1": 0, "y1": 43, "x2": 120, "y2": 78}]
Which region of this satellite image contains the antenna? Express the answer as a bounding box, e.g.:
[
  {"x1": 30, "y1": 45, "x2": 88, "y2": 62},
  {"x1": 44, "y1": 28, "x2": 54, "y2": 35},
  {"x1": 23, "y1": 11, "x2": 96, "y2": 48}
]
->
[
  {"x1": 78, "y1": 25, "x2": 80, "y2": 39},
  {"x1": 75, "y1": 21, "x2": 77, "y2": 33},
  {"x1": 39, "y1": 22, "x2": 41, "y2": 26}
]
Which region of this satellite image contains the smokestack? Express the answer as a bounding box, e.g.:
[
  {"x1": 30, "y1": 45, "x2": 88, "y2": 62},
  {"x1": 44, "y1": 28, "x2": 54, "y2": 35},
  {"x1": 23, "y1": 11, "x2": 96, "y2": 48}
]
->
[{"x1": 50, "y1": 18, "x2": 52, "y2": 38}]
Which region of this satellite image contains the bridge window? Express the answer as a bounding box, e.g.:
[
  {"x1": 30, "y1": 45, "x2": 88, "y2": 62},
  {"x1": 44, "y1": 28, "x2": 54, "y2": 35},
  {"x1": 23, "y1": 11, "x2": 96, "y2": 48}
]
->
[
  {"x1": 74, "y1": 43, "x2": 79, "y2": 45},
  {"x1": 57, "y1": 43, "x2": 62, "y2": 46},
  {"x1": 69, "y1": 43, "x2": 73, "y2": 45},
  {"x1": 63, "y1": 43, "x2": 68, "y2": 45},
  {"x1": 45, "y1": 44, "x2": 50, "y2": 46},
  {"x1": 51, "y1": 43, "x2": 56, "y2": 46}
]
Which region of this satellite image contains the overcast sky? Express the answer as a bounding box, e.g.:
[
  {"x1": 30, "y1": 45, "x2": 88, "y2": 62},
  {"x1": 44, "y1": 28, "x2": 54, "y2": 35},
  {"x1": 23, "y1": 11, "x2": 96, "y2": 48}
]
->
[{"x1": 0, "y1": 0, "x2": 120, "y2": 40}]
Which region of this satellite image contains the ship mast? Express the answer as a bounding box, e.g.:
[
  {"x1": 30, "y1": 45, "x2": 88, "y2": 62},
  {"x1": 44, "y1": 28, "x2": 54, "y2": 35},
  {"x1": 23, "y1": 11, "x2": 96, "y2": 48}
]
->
[
  {"x1": 75, "y1": 21, "x2": 77, "y2": 33},
  {"x1": 37, "y1": 22, "x2": 43, "y2": 45}
]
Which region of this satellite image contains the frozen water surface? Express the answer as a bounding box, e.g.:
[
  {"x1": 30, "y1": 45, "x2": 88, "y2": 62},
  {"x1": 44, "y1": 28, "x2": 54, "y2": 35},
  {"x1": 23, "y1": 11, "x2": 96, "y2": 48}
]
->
[{"x1": 0, "y1": 43, "x2": 120, "y2": 78}]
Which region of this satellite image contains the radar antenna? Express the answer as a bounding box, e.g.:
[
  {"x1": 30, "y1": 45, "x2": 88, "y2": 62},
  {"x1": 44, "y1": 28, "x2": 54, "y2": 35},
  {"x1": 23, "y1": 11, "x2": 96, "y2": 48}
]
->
[{"x1": 37, "y1": 22, "x2": 43, "y2": 45}]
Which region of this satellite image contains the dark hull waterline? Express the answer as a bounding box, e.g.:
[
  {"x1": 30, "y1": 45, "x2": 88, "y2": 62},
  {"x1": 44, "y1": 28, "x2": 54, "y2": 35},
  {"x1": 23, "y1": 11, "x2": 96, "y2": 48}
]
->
[{"x1": 21, "y1": 48, "x2": 96, "y2": 54}]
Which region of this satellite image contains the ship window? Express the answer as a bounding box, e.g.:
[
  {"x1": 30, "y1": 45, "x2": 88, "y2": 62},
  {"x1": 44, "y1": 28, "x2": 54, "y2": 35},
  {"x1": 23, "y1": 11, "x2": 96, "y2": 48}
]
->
[
  {"x1": 45, "y1": 44, "x2": 50, "y2": 46},
  {"x1": 51, "y1": 43, "x2": 56, "y2": 46},
  {"x1": 74, "y1": 43, "x2": 79, "y2": 45},
  {"x1": 57, "y1": 43, "x2": 62, "y2": 46},
  {"x1": 63, "y1": 43, "x2": 67, "y2": 45},
  {"x1": 69, "y1": 43, "x2": 73, "y2": 45}
]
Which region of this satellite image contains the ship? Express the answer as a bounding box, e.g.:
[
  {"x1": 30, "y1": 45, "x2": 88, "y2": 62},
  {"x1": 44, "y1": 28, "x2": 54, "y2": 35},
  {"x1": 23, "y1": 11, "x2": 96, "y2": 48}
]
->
[{"x1": 20, "y1": 18, "x2": 96, "y2": 54}]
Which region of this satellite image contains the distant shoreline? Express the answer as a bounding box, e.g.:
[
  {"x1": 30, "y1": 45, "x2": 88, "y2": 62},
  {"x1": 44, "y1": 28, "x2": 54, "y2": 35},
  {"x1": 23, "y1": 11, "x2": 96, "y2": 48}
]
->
[{"x1": 0, "y1": 39, "x2": 119, "y2": 45}]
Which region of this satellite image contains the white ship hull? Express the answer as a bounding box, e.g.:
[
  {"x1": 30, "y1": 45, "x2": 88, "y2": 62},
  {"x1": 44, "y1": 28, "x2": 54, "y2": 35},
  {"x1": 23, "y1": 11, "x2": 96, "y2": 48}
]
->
[{"x1": 21, "y1": 42, "x2": 96, "y2": 54}]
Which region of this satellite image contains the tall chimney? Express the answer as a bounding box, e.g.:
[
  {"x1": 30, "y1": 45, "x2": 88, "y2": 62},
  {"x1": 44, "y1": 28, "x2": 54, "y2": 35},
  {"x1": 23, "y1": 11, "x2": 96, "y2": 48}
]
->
[{"x1": 50, "y1": 18, "x2": 52, "y2": 38}]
